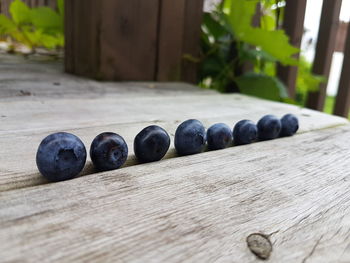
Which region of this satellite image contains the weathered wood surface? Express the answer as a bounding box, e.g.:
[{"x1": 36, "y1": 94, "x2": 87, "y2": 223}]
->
[
  {"x1": 0, "y1": 54, "x2": 350, "y2": 262},
  {"x1": 1, "y1": 125, "x2": 350, "y2": 263},
  {"x1": 0, "y1": 92, "x2": 347, "y2": 192},
  {"x1": 64, "y1": 0, "x2": 203, "y2": 82}
]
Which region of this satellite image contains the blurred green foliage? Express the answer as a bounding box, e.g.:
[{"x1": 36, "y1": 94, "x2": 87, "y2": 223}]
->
[
  {"x1": 0, "y1": 0, "x2": 64, "y2": 50},
  {"x1": 198, "y1": 0, "x2": 325, "y2": 104}
]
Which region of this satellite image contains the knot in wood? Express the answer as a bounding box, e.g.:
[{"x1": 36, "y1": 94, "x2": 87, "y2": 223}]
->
[{"x1": 246, "y1": 233, "x2": 272, "y2": 260}]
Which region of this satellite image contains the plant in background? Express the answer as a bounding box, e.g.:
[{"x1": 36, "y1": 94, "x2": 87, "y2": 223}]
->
[
  {"x1": 295, "y1": 56, "x2": 326, "y2": 105},
  {"x1": 0, "y1": 0, "x2": 64, "y2": 52},
  {"x1": 199, "y1": 0, "x2": 324, "y2": 103}
]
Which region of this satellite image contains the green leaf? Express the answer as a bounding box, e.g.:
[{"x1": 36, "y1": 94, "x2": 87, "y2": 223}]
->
[
  {"x1": 224, "y1": 0, "x2": 258, "y2": 37},
  {"x1": 11, "y1": 29, "x2": 33, "y2": 47},
  {"x1": 224, "y1": 0, "x2": 299, "y2": 65},
  {"x1": 24, "y1": 29, "x2": 63, "y2": 48},
  {"x1": 296, "y1": 57, "x2": 326, "y2": 93},
  {"x1": 260, "y1": 61, "x2": 276, "y2": 76},
  {"x1": 261, "y1": 14, "x2": 275, "y2": 31},
  {"x1": 57, "y1": 0, "x2": 64, "y2": 16},
  {"x1": 9, "y1": 0, "x2": 31, "y2": 24},
  {"x1": 0, "y1": 1, "x2": 63, "y2": 50},
  {"x1": 235, "y1": 72, "x2": 288, "y2": 101},
  {"x1": 39, "y1": 33, "x2": 62, "y2": 48},
  {"x1": 202, "y1": 12, "x2": 228, "y2": 42},
  {"x1": 0, "y1": 14, "x2": 17, "y2": 34},
  {"x1": 281, "y1": 97, "x2": 298, "y2": 105},
  {"x1": 242, "y1": 28, "x2": 299, "y2": 65},
  {"x1": 200, "y1": 55, "x2": 227, "y2": 78},
  {"x1": 23, "y1": 30, "x2": 42, "y2": 44},
  {"x1": 30, "y1": 7, "x2": 63, "y2": 32},
  {"x1": 239, "y1": 46, "x2": 277, "y2": 63}
]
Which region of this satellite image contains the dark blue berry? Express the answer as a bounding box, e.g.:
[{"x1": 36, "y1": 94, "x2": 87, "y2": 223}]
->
[
  {"x1": 207, "y1": 123, "x2": 232, "y2": 150},
  {"x1": 90, "y1": 132, "x2": 128, "y2": 171},
  {"x1": 257, "y1": 115, "x2": 282, "y2": 140},
  {"x1": 134, "y1": 125, "x2": 170, "y2": 163},
  {"x1": 36, "y1": 132, "x2": 87, "y2": 182},
  {"x1": 233, "y1": 120, "x2": 258, "y2": 145},
  {"x1": 280, "y1": 114, "x2": 299, "y2": 137},
  {"x1": 175, "y1": 119, "x2": 206, "y2": 156}
]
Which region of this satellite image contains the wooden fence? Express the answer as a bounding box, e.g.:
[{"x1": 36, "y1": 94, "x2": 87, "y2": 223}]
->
[
  {"x1": 64, "y1": 0, "x2": 203, "y2": 83},
  {"x1": 279, "y1": 0, "x2": 350, "y2": 117},
  {"x1": 1, "y1": 0, "x2": 350, "y2": 117}
]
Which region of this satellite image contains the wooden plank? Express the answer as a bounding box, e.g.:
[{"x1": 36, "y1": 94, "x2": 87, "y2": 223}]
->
[
  {"x1": 0, "y1": 93, "x2": 347, "y2": 135},
  {"x1": 155, "y1": 0, "x2": 204, "y2": 82},
  {"x1": 335, "y1": 21, "x2": 348, "y2": 52},
  {"x1": 65, "y1": 0, "x2": 159, "y2": 81},
  {"x1": 0, "y1": 53, "x2": 347, "y2": 192},
  {"x1": 306, "y1": 0, "x2": 342, "y2": 111},
  {"x1": 181, "y1": 0, "x2": 204, "y2": 83},
  {"x1": 156, "y1": 0, "x2": 186, "y2": 81},
  {"x1": 1, "y1": 125, "x2": 350, "y2": 262},
  {"x1": 276, "y1": 0, "x2": 307, "y2": 98},
  {"x1": 99, "y1": 0, "x2": 159, "y2": 81},
  {"x1": 64, "y1": 0, "x2": 203, "y2": 82},
  {"x1": 64, "y1": 0, "x2": 101, "y2": 78},
  {"x1": 334, "y1": 22, "x2": 350, "y2": 117},
  {"x1": 63, "y1": 0, "x2": 75, "y2": 73},
  {"x1": 0, "y1": 54, "x2": 214, "y2": 101},
  {"x1": 0, "y1": 93, "x2": 347, "y2": 192},
  {"x1": 75, "y1": 0, "x2": 100, "y2": 78}
]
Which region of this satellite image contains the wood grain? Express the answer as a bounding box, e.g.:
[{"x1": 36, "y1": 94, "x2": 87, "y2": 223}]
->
[
  {"x1": 64, "y1": 0, "x2": 101, "y2": 78},
  {"x1": 64, "y1": 0, "x2": 160, "y2": 80},
  {"x1": 63, "y1": 0, "x2": 203, "y2": 81},
  {"x1": 99, "y1": 0, "x2": 159, "y2": 80},
  {"x1": 1, "y1": 125, "x2": 350, "y2": 262},
  {"x1": 156, "y1": 0, "x2": 186, "y2": 81},
  {"x1": 0, "y1": 92, "x2": 347, "y2": 192},
  {"x1": 1, "y1": 54, "x2": 349, "y2": 262},
  {"x1": 181, "y1": 0, "x2": 204, "y2": 83},
  {"x1": 0, "y1": 53, "x2": 348, "y2": 192}
]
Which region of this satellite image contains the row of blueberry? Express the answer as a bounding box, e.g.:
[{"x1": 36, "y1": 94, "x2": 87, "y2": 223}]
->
[{"x1": 36, "y1": 114, "x2": 298, "y2": 182}]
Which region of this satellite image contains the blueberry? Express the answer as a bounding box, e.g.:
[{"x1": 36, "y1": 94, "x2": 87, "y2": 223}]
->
[
  {"x1": 134, "y1": 125, "x2": 170, "y2": 163},
  {"x1": 36, "y1": 132, "x2": 87, "y2": 182},
  {"x1": 175, "y1": 119, "x2": 206, "y2": 156},
  {"x1": 233, "y1": 120, "x2": 258, "y2": 145},
  {"x1": 207, "y1": 123, "x2": 232, "y2": 150},
  {"x1": 90, "y1": 132, "x2": 128, "y2": 171},
  {"x1": 257, "y1": 115, "x2": 282, "y2": 140},
  {"x1": 280, "y1": 114, "x2": 299, "y2": 137}
]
